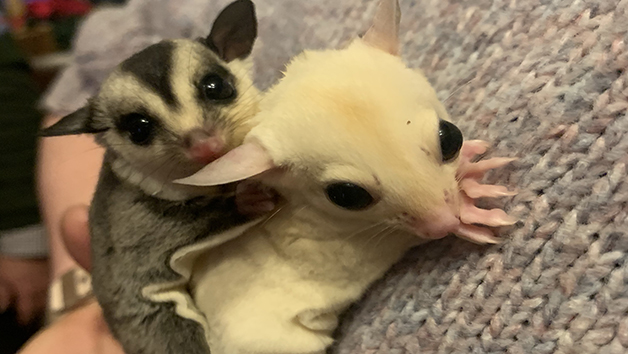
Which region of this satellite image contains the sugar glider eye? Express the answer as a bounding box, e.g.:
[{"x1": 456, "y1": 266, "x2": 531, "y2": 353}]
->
[
  {"x1": 200, "y1": 73, "x2": 235, "y2": 100},
  {"x1": 325, "y1": 182, "x2": 375, "y2": 210},
  {"x1": 118, "y1": 113, "x2": 154, "y2": 146},
  {"x1": 438, "y1": 120, "x2": 463, "y2": 162}
]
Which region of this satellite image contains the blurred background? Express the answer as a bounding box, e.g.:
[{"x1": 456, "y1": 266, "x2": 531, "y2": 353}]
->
[{"x1": 0, "y1": 0, "x2": 118, "y2": 351}]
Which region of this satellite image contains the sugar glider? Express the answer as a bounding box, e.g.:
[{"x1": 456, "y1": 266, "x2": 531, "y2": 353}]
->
[
  {"x1": 167, "y1": 0, "x2": 518, "y2": 353},
  {"x1": 39, "y1": 1, "x2": 270, "y2": 353}
]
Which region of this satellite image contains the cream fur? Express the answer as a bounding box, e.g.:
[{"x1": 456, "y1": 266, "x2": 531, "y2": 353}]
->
[
  {"x1": 142, "y1": 220, "x2": 263, "y2": 344},
  {"x1": 189, "y1": 205, "x2": 419, "y2": 354},
  {"x1": 249, "y1": 39, "x2": 460, "y2": 219},
  {"x1": 141, "y1": 1, "x2": 515, "y2": 351},
  {"x1": 171, "y1": 39, "x2": 464, "y2": 354},
  {"x1": 160, "y1": 0, "x2": 476, "y2": 351}
]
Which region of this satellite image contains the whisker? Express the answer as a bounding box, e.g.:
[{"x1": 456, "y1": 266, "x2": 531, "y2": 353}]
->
[
  {"x1": 343, "y1": 220, "x2": 388, "y2": 242},
  {"x1": 135, "y1": 153, "x2": 169, "y2": 175},
  {"x1": 161, "y1": 159, "x2": 182, "y2": 193},
  {"x1": 137, "y1": 155, "x2": 174, "y2": 187},
  {"x1": 443, "y1": 76, "x2": 477, "y2": 103},
  {"x1": 261, "y1": 205, "x2": 285, "y2": 227},
  {"x1": 374, "y1": 226, "x2": 398, "y2": 248},
  {"x1": 363, "y1": 225, "x2": 392, "y2": 249}
]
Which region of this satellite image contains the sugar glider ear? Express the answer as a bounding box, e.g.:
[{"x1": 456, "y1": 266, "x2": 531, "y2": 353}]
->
[
  {"x1": 204, "y1": 0, "x2": 257, "y2": 62},
  {"x1": 362, "y1": 0, "x2": 401, "y2": 56},
  {"x1": 174, "y1": 142, "x2": 275, "y2": 186},
  {"x1": 39, "y1": 106, "x2": 104, "y2": 137}
]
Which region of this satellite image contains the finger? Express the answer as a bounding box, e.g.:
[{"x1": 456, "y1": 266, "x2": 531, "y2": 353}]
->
[
  {"x1": 0, "y1": 281, "x2": 13, "y2": 312},
  {"x1": 98, "y1": 334, "x2": 127, "y2": 354},
  {"x1": 18, "y1": 301, "x2": 125, "y2": 354},
  {"x1": 61, "y1": 205, "x2": 92, "y2": 271},
  {"x1": 15, "y1": 296, "x2": 37, "y2": 326},
  {"x1": 93, "y1": 303, "x2": 126, "y2": 354}
]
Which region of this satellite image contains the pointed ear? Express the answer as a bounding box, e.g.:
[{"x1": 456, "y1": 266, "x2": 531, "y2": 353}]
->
[
  {"x1": 39, "y1": 106, "x2": 103, "y2": 137},
  {"x1": 204, "y1": 0, "x2": 257, "y2": 62},
  {"x1": 362, "y1": 0, "x2": 401, "y2": 56},
  {"x1": 174, "y1": 142, "x2": 275, "y2": 186}
]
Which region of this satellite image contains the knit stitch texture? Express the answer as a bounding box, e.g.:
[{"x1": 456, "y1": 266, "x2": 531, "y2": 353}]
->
[{"x1": 334, "y1": 1, "x2": 628, "y2": 353}]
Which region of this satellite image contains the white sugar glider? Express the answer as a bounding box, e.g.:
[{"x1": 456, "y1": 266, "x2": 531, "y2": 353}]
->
[{"x1": 162, "y1": 0, "x2": 518, "y2": 353}]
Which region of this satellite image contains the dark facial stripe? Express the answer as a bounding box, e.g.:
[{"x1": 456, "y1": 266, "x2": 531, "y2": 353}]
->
[{"x1": 120, "y1": 41, "x2": 178, "y2": 107}]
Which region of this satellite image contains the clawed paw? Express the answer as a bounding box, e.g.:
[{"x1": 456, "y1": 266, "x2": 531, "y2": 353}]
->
[
  {"x1": 235, "y1": 181, "x2": 278, "y2": 217},
  {"x1": 453, "y1": 140, "x2": 517, "y2": 244}
]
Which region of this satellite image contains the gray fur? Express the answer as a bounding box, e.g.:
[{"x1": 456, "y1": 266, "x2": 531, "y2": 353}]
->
[
  {"x1": 39, "y1": 1, "x2": 260, "y2": 353},
  {"x1": 120, "y1": 41, "x2": 178, "y2": 108},
  {"x1": 90, "y1": 152, "x2": 248, "y2": 354}
]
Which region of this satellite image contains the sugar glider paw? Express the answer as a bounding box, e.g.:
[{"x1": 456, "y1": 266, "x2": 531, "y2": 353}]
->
[
  {"x1": 453, "y1": 140, "x2": 517, "y2": 244},
  {"x1": 235, "y1": 180, "x2": 278, "y2": 217}
]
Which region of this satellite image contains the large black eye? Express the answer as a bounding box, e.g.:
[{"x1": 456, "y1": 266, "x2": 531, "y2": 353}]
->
[
  {"x1": 200, "y1": 73, "x2": 235, "y2": 100},
  {"x1": 325, "y1": 182, "x2": 375, "y2": 210},
  {"x1": 118, "y1": 113, "x2": 154, "y2": 146},
  {"x1": 439, "y1": 120, "x2": 463, "y2": 162}
]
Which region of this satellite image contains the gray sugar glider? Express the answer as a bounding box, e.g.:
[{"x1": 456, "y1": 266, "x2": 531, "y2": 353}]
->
[{"x1": 40, "y1": 1, "x2": 270, "y2": 353}]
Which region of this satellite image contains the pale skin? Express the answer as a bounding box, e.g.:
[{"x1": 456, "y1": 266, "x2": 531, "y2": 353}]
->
[
  {"x1": 0, "y1": 113, "x2": 99, "y2": 328},
  {"x1": 19, "y1": 204, "x2": 124, "y2": 354},
  {"x1": 0, "y1": 257, "x2": 48, "y2": 325},
  {"x1": 37, "y1": 115, "x2": 104, "y2": 280},
  {"x1": 19, "y1": 114, "x2": 124, "y2": 354},
  {"x1": 0, "y1": 114, "x2": 77, "y2": 326}
]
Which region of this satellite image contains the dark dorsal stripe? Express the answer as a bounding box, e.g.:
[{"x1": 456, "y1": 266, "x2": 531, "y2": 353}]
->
[{"x1": 120, "y1": 41, "x2": 178, "y2": 107}]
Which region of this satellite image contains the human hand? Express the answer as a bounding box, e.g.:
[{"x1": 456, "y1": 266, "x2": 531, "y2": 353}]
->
[
  {"x1": 18, "y1": 205, "x2": 125, "y2": 354},
  {"x1": 19, "y1": 299, "x2": 125, "y2": 354},
  {"x1": 20, "y1": 297, "x2": 125, "y2": 354},
  {"x1": 0, "y1": 256, "x2": 49, "y2": 326}
]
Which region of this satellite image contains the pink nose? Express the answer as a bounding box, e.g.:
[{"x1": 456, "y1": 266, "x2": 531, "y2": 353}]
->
[
  {"x1": 407, "y1": 205, "x2": 460, "y2": 240},
  {"x1": 185, "y1": 129, "x2": 225, "y2": 165}
]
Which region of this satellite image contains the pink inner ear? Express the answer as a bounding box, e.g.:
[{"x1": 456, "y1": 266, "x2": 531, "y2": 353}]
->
[
  {"x1": 174, "y1": 142, "x2": 275, "y2": 186},
  {"x1": 362, "y1": 0, "x2": 401, "y2": 56}
]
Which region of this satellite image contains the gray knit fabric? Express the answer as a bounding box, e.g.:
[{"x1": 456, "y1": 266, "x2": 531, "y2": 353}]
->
[
  {"x1": 334, "y1": 1, "x2": 628, "y2": 353},
  {"x1": 43, "y1": 0, "x2": 628, "y2": 353}
]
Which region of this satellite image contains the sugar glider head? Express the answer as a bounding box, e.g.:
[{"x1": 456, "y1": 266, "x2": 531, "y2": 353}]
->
[
  {"x1": 176, "y1": 0, "x2": 470, "y2": 239},
  {"x1": 40, "y1": 0, "x2": 260, "y2": 200}
]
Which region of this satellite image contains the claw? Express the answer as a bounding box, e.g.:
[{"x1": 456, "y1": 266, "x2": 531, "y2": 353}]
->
[
  {"x1": 235, "y1": 181, "x2": 278, "y2": 216},
  {"x1": 460, "y1": 179, "x2": 518, "y2": 199},
  {"x1": 459, "y1": 157, "x2": 517, "y2": 179},
  {"x1": 454, "y1": 224, "x2": 502, "y2": 244},
  {"x1": 460, "y1": 140, "x2": 490, "y2": 159},
  {"x1": 460, "y1": 204, "x2": 517, "y2": 227},
  {"x1": 451, "y1": 142, "x2": 517, "y2": 245}
]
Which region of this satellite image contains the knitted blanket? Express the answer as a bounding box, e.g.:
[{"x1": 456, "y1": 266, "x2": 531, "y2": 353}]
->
[
  {"x1": 335, "y1": 1, "x2": 628, "y2": 352},
  {"x1": 44, "y1": 0, "x2": 628, "y2": 353}
]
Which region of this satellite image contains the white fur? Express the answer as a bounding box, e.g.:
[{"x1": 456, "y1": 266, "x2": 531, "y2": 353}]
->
[
  {"x1": 188, "y1": 205, "x2": 419, "y2": 354},
  {"x1": 166, "y1": 1, "x2": 474, "y2": 352},
  {"x1": 141, "y1": 220, "x2": 263, "y2": 344},
  {"x1": 172, "y1": 38, "x2": 462, "y2": 353}
]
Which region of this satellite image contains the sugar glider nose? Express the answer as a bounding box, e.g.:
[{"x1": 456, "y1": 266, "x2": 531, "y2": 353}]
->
[
  {"x1": 406, "y1": 205, "x2": 460, "y2": 240},
  {"x1": 184, "y1": 128, "x2": 225, "y2": 165}
]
